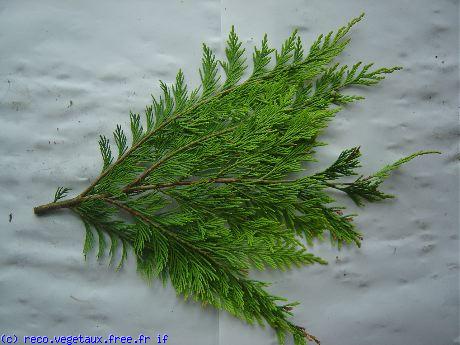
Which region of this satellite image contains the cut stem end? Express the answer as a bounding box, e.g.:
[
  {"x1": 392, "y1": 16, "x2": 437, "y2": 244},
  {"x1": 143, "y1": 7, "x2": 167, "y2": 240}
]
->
[{"x1": 33, "y1": 197, "x2": 82, "y2": 215}]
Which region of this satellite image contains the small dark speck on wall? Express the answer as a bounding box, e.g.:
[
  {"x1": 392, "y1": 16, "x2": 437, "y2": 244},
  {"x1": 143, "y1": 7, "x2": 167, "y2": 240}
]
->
[{"x1": 9, "y1": 213, "x2": 12, "y2": 222}]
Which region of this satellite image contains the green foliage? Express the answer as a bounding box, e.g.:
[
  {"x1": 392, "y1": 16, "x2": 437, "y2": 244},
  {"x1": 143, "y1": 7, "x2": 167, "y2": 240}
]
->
[
  {"x1": 53, "y1": 186, "x2": 71, "y2": 202},
  {"x1": 35, "y1": 13, "x2": 439, "y2": 345},
  {"x1": 200, "y1": 44, "x2": 220, "y2": 98},
  {"x1": 252, "y1": 34, "x2": 275, "y2": 77},
  {"x1": 98, "y1": 135, "x2": 112, "y2": 170},
  {"x1": 276, "y1": 30, "x2": 299, "y2": 68},
  {"x1": 113, "y1": 124, "x2": 128, "y2": 157},
  {"x1": 221, "y1": 25, "x2": 247, "y2": 89},
  {"x1": 338, "y1": 150, "x2": 439, "y2": 206}
]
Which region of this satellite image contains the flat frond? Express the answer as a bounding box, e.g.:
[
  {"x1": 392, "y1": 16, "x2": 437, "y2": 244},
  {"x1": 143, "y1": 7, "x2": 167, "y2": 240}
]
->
[
  {"x1": 221, "y1": 26, "x2": 247, "y2": 89},
  {"x1": 342, "y1": 151, "x2": 440, "y2": 206},
  {"x1": 317, "y1": 147, "x2": 362, "y2": 180},
  {"x1": 82, "y1": 220, "x2": 94, "y2": 260},
  {"x1": 53, "y1": 186, "x2": 71, "y2": 202},
  {"x1": 252, "y1": 34, "x2": 274, "y2": 77},
  {"x1": 172, "y1": 69, "x2": 188, "y2": 112},
  {"x1": 98, "y1": 135, "x2": 113, "y2": 170},
  {"x1": 200, "y1": 44, "x2": 220, "y2": 98},
  {"x1": 145, "y1": 105, "x2": 154, "y2": 131},
  {"x1": 130, "y1": 112, "x2": 143, "y2": 144},
  {"x1": 95, "y1": 227, "x2": 107, "y2": 260},
  {"x1": 152, "y1": 81, "x2": 174, "y2": 127},
  {"x1": 275, "y1": 30, "x2": 299, "y2": 68},
  {"x1": 113, "y1": 124, "x2": 128, "y2": 157}
]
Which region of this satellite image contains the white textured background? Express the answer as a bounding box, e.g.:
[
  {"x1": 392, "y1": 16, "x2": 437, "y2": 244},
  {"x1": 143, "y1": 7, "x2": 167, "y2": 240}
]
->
[{"x1": 0, "y1": 1, "x2": 458, "y2": 345}]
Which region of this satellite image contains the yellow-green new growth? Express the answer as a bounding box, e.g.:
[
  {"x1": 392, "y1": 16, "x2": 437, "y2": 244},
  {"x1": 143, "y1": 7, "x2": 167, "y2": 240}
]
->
[{"x1": 34, "y1": 13, "x2": 439, "y2": 345}]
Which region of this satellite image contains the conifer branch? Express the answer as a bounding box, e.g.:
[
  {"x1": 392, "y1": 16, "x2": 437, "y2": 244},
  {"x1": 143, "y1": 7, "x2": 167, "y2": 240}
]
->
[{"x1": 33, "y1": 13, "x2": 439, "y2": 345}]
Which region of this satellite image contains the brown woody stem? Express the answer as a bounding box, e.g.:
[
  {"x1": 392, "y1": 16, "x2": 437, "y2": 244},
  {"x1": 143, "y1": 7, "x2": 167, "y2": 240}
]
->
[
  {"x1": 33, "y1": 197, "x2": 82, "y2": 215},
  {"x1": 33, "y1": 195, "x2": 102, "y2": 215}
]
